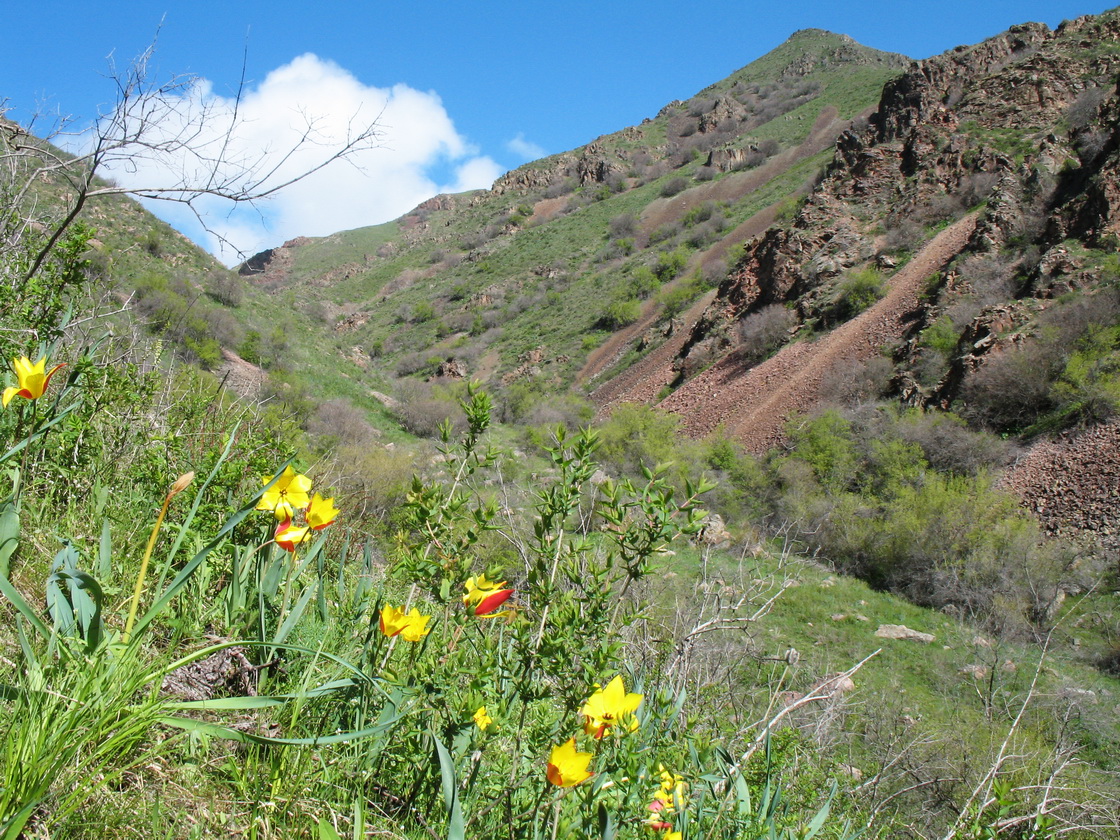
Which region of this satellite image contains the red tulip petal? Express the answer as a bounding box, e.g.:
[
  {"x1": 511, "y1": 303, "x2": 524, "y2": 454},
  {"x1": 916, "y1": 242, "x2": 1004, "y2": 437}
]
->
[{"x1": 474, "y1": 588, "x2": 514, "y2": 616}]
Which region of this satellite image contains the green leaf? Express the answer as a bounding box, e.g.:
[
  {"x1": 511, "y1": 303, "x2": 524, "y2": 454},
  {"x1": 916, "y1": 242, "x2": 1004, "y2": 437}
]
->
[
  {"x1": 0, "y1": 571, "x2": 51, "y2": 642},
  {"x1": 1, "y1": 799, "x2": 41, "y2": 840},
  {"x1": 273, "y1": 584, "x2": 316, "y2": 646},
  {"x1": 0, "y1": 497, "x2": 19, "y2": 580},
  {"x1": 158, "y1": 717, "x2": 400, "y2": 746},
  {"x1": 432, "y1": 731, "x2": 465, "y2": 840},
  {"x1": 97, "y1": 518, "x2": 112, "y2": 579},
  {"x1": 802, "y1": 781, "x2": 836, "y2": 838},
  {"x1": 597, "y1": 803, "x2": 616, "y2": 840}
]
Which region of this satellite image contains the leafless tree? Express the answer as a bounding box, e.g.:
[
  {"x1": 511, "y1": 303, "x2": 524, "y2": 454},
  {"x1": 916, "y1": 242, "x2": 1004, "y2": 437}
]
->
[{"x1": 1, "y1": 40, "x2": 385, "y2": 281}]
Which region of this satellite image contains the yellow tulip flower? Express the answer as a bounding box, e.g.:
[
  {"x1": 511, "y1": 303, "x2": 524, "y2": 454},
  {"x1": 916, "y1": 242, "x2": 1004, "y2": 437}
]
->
[
  {"x1": 546, "y1": 738, "x2": 593, "y2": 787},
  {"x1": 256, "y1": 465, "x2": 313, "y2": 515},
  {"x1": 379, "y1": 605, "x2": 431, "y2": 642},
  {"x1": 306, "y1": 493, "x2": 339, "y2": 530},
  {"x1": 472, "y1": 706, "x2": 493, "y2": 731},
  {"x1": 580, "y1": 675, "x2": 643, "y2": 738},
  {"x1": 2, "y1": 355, "x2": 65, "y2": 408}
]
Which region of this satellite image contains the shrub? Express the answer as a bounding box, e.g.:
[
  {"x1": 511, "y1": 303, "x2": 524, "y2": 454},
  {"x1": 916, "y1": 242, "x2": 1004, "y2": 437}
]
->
[
  {"x1": 896, "y1": 410, "x2": 1011, "y2": 475},
  {"x1": 959, "y1": 254, "x2": 1017, "y2": 304},
  {"x1": 700, "y1": 258, "x2": 728, "y2": 288},
  {"x1": 597, "y1": 403, "x2": 700, "y2": 482},
  {"x1": 826, "y1": 268, "x2": 885, "y2": 324},
  {"x1": 412, "y1": 301, "x2": 436, "y2": 323},
  {"x1": 204, "y1": 270, "x2": 243, "y2": 307},
  {"x1": 961, "y1": 341, "x2": 1062, "y2": 430},
  {"x1": 660, "y1": 177, "x2": 688, "y2": 198},
  {"x1": 963, "y1": 289, "x2": 1120, "y2": 431},
  {"x1": 629, "y1": 266, "x2": 659, "y2": 299},
  {"x1": 392, "y1": 379, "x2": 466, "y2": 438},
  {"x1": 306, "y1": 398, "x2": 377, "y2": 450},
  {"x1": 659, "y1": 277, "x2": 703, "y2": 317},
  {"x1": 819, "y1": 356, "x2": 895, "y2": 406},
  {"x1": 773, "y1": 408, "x2": 1061, "y2": 629},
  {"x1": 654, "y1": 247, "x2": 690, "y2": 282},
  {"x1": 608, "y1": 212, "x2": 637, "y2": 240},
  {"x1": 599, "y1": 298, "x2": 642, "y2": 329},
  {"x1": 1067, "y1": 86, "x2": 1107, "y2": 132},
  {"x1": 738, "y1": 304, "x2": 796, "y2": 364}
]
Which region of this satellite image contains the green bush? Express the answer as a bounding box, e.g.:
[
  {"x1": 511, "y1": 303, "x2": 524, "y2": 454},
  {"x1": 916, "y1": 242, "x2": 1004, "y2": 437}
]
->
[
  {"x1": 600, "y1": 298, "x2": 642, "y2": 329},
  {"x1": 827, "y1": 268, "x2": 885, "y2": 323},
  {"x1": 654, "y1": 247, "x2": 690, "y2": 282},
  {"x1": 770, "y1": 408, "x2": 1060, "y2": 630}
]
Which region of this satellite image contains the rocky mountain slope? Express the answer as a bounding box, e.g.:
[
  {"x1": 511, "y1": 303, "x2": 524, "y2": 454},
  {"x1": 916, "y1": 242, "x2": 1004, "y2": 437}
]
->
[{"x1": 573, "y1": 11, "x2": 1120, "y2": 549}]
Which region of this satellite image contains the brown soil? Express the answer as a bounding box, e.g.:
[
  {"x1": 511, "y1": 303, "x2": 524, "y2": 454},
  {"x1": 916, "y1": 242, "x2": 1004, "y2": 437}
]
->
[
  {"x1": 216, "y1": 348, "x2": 267, "y2": 400},
  {"x1": 658, "y1": 214, "x2": 979, "y2": 453},
  {"x1": 587, "y1": 289, "x2": 719, "y2": 409}
]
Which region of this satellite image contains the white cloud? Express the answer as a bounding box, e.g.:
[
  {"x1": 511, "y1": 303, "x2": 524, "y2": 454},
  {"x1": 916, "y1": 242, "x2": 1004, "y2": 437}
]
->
[
  {"x1": 91, "y1": 54, "x2": 499, "y2": 263},
  {"x1": 506, "y1": 132, "x2": 547, "y2": 161}
]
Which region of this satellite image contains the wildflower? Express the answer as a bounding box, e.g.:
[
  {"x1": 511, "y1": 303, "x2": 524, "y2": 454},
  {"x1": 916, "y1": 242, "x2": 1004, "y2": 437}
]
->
[
  {"x1": 645, "y1": 765, "x2": 687, "y2": 832},
  {"x1": 306, "y1": 493, "x2": 339, "y2": 530},
  {"x1": 257, "y1": 465, "x2": 312, "y2": 515},
  {"x1": 462, "y1": 573, "x2": 515, "y2": 618},
  {"x1": 461, "y1": 573, "x2": 507, "y2": 606},
  {"x1": 580, "y1": 675, "x2": 643, "y2": 738},
  {"x1": 274, "y1": 520, "x2": 311, "y2": 552},
  {"x1": 474, "y1": 587, "x2": 514, "y2": 618},
  {"x1": 379, "y1": 605, "x2": 431, "y2": 642},
  {"x1": 2, "y1": 355, "x2": 65, "y2": 408},
  {"x1": 655, "y1": 764, "x2": 687, "y2": 806},
  {"x1": 546, "y1": 738, "x2": 593, "y2": 788},
  {"x1": 472, "y1": 706, "x2": 493, "y2": 731}
]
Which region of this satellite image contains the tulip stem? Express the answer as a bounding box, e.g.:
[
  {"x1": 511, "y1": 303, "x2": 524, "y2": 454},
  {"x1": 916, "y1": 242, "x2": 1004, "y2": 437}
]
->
[
  {"x1": 549, "y1": 798, "x2": 560, "y2": 840},
  {"x1": 123, "y1": 473, "x2": 193, "y2": 644},
  {"x1": 122, "y1": 490, "x2": 173, "y2": 644}
]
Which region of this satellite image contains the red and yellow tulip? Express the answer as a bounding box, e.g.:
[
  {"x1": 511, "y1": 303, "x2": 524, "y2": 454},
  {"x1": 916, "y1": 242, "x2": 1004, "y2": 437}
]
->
[
  {"x1": 2, "y1": 355, "x2": 65, "y2": 408},
  {"x1": 379, "y1": 605, "x2": 432, "y2": 642},
  {"x1": 546, "y1": 738, "x2": 593, "y2": 787},
  {"x1": 580, "y1": 675, "x2": 643, "y2": 738},
  {"x1": 462, "y1": 573, "x2": 515, "y2": 618}
]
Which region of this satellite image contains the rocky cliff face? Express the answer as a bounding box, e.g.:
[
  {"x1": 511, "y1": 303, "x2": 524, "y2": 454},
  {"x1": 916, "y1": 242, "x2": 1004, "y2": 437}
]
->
[{"x1": 672, "y1": 12, "x2": 1120, "y2": 378}]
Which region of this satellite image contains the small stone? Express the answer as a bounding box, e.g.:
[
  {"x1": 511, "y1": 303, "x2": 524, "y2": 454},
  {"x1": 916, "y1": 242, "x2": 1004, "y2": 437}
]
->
[{"x1": 875, "y1": 624, "x2": 935, "y2": 644}]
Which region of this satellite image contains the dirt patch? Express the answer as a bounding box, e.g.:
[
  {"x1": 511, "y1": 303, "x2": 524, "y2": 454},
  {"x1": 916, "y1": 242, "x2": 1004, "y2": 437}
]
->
[
  {"x1": 658, "y1": 214, "x2": 979, "y2": 452},
  {"x1": 587, "y1": 289, "x2": 719, "y2": 410},
  {"x1": 216, "y1": 348, "x2": 267, "y2": 401}
]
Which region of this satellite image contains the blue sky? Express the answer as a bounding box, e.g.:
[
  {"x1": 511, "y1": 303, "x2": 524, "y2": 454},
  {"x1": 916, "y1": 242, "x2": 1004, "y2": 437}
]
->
[{"x1": 3, "y1": 1, "x2": 1114, "y2": 261}]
